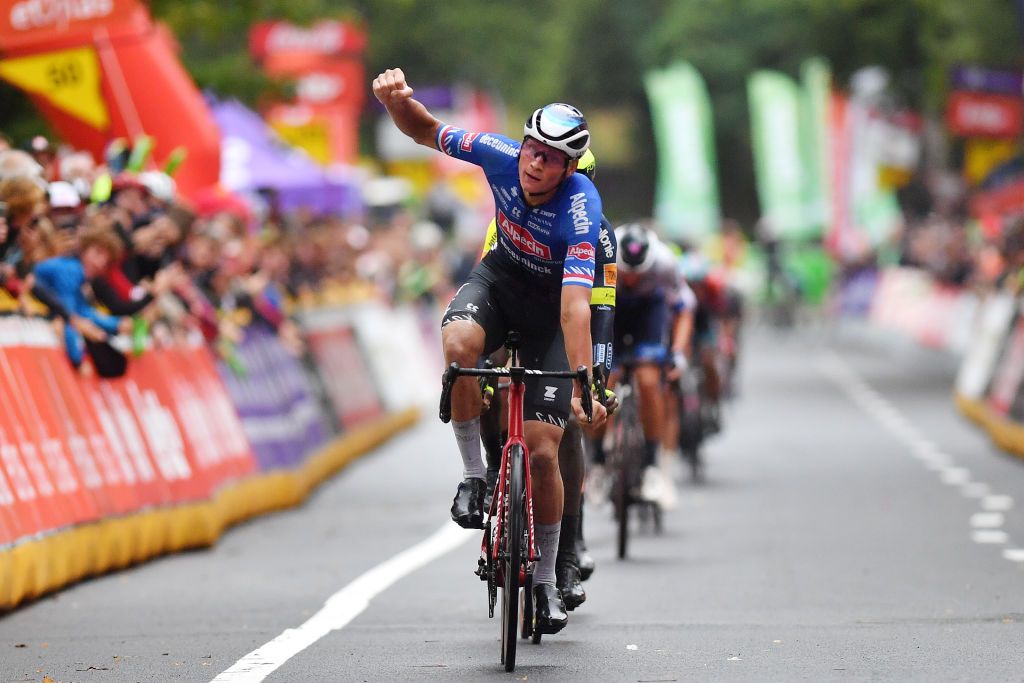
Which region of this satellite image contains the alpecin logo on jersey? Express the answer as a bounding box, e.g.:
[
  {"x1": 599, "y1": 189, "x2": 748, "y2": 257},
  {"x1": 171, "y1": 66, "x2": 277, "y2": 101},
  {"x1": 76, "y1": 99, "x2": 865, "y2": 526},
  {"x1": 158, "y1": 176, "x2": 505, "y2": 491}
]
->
[
  {"x1": 461, "y1": 132, "x2": 478, "y2": 152},
  {"x1": 567, "y1": 242, "x2": 595, "y2": 262},
  {"x1": 498, "y1": 210, "x2": 551, "y2": 260}
]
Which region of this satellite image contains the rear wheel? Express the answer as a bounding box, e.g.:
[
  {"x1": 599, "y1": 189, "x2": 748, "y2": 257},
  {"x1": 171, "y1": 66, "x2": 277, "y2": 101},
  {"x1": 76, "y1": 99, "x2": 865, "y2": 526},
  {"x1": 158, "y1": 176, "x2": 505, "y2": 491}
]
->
[
  {"x1": 500, "y1": 445, "x2": 525, "y2": 671},
  {"x1": 612, "y1": 387, "x2": 643, "y2": 559}
]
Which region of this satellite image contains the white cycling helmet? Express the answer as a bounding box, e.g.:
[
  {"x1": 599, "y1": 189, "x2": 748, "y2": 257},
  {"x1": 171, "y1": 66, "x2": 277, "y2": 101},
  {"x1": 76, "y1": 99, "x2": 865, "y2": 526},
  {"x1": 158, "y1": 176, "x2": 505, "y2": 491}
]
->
[
  {"x1": 615, "y1": 223, "x2": 658, "y2": 274},
  {"x1": 523, "y1": 103, "x2": 590, "y2": 160}
]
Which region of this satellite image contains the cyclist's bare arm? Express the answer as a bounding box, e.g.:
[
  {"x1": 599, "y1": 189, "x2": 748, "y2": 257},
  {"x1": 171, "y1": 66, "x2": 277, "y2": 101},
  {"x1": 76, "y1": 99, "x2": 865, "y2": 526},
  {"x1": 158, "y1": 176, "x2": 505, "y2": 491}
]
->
[
  {"x1": 372, "y1": 68, "x2": 441, "y2": 147},
  {"x1": 671, "y1": 309, "x2": 694, "y2": 359},
  {"x1": 562, "y1": 286, "x2": 607, "y2": 427}
]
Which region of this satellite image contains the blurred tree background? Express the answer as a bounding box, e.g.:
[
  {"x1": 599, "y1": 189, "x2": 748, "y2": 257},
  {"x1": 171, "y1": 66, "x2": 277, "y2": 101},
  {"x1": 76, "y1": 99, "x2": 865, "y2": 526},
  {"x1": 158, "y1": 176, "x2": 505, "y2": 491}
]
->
[{"x1": 2, "y1": 0, "x2": 1022, "y2": 223}]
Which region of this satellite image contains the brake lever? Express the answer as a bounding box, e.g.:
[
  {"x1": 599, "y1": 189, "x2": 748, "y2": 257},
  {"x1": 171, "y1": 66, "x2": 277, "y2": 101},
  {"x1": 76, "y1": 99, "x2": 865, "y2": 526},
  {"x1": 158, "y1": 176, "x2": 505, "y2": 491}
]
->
[
  {"x1": 575, "y1": 365, "x2": 593, "y2": 424},
  {"x1": 439, "y1": 362, "x2": 460, "y2": 423}
]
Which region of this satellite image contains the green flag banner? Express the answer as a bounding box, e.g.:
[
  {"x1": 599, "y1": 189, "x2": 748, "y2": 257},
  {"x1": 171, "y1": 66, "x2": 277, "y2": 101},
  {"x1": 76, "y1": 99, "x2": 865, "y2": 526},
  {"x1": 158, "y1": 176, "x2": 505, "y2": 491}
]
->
[
  {"x1": 800, "y1": 58, "x2": 831, "y2": 237},
  {"x1": 748, "y1": 70, "x2": 809, "y2": 240},
  {"x1": 644, "y1": 61, "x2": 720, "y2": 243}
]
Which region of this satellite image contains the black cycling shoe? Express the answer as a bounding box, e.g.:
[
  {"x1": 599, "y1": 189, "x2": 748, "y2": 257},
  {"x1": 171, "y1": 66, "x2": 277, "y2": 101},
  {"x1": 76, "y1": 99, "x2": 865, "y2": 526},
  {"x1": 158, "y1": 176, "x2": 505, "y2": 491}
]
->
[
  {"x1": 556, "y1": 560, "x2": 586, "y2": 611},
  {"x1": 482, "y1": 467, "x2": 499, "y2": 514},
  {"x1": 533, "y1": 583, "x2": 568, "y2": 634},
  {"x1": 577, "y1": 540, "x2": 595, "y2": 581},
  {"x1": 450, "y1": 478, "x2": 487, "y2": 529}
]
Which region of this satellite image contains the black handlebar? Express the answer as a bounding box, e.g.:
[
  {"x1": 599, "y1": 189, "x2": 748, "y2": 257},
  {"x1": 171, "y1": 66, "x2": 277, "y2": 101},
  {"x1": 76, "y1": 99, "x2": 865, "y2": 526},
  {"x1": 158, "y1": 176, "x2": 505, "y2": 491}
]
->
[{"x1": 439, "y1": 362, "x2": 594, "y2": 424}]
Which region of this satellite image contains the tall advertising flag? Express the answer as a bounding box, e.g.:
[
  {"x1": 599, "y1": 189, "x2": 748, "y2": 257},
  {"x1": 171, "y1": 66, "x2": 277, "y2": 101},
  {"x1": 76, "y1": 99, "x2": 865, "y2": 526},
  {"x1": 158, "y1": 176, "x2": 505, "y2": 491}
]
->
[
  {"x1": 644, "y1": 61, "x2": 720, "y2": 243},
  {"x1": 748, "y1": 70, "x2": 808, "y2": 240},
  {"x1": 800, "y1": 58, "x2": 832, "y2": 236}
]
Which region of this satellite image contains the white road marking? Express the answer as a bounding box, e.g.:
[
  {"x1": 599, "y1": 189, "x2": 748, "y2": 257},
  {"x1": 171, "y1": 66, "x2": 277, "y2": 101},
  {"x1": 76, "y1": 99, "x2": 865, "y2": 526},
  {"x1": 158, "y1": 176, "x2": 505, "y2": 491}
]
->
[
  {"x1": 819, "y1": 353, "x2": 1021, "y2": 566},
  {"x1": 972, "y1": 530, "x2": 1009, "y2": 544},
  {"x1": 212, "y1": 523, "x2": 475, "y2": 683},
  {"x1": 1002, "y1": 549, "x2": 1024, "y2": 562},
  {"x1": 962, "y1": 482, "x2": 991, "y2": 499},
  {"x1": 970, "y1": 512, "x2": 1005, "y2": 528},
  {"x1": 983, "y1": 495, "x2": 1014, "y2": 512},
  {"x1": 940, "y1": 467, "x2": 971, "y2": 486}
]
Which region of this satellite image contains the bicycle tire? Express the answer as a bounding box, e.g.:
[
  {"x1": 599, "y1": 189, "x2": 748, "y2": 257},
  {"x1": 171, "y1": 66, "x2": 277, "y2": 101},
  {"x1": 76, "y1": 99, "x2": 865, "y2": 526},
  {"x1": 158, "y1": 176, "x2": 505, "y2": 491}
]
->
[
  {"x1": 612, "y1": 388, "x2": 642, "y2": 559},
  {"x1": 500, "y1": 444, "x2": 525, "y2": 671},
  {"x1": 521, "y1": 570, "x2": 533, "y2": 640}
]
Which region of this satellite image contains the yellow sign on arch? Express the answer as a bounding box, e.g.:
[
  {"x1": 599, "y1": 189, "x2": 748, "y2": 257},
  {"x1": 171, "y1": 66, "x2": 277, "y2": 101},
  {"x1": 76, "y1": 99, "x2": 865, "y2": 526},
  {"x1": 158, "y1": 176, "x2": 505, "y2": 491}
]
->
[{"x1": 0, "y1": 47, "x2": 109, "y2": 130}]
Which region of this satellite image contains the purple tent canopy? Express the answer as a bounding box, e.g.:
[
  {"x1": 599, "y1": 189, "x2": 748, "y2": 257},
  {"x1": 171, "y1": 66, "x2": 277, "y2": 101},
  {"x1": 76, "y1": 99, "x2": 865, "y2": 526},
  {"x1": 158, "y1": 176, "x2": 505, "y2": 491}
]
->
[{"x1": 208, "y1": 96, "x2": 362, "y2": 217}]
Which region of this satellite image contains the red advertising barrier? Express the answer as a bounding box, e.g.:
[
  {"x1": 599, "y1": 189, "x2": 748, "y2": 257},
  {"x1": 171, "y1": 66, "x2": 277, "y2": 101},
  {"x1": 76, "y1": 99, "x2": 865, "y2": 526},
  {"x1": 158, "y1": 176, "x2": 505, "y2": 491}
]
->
[
  {"x1": 0, "y1": 318, "x2": 258, "y2": 547},
  {"x1": 301, "y1": 309, "x2": 383, "y2": 428}
]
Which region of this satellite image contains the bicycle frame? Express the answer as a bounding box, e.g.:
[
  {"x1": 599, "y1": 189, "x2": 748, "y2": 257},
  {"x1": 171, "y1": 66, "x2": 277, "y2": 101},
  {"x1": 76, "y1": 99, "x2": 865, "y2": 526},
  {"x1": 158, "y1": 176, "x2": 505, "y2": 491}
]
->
[{"x1": 488, "y1": 366, "x2": 538, "y2": 567}]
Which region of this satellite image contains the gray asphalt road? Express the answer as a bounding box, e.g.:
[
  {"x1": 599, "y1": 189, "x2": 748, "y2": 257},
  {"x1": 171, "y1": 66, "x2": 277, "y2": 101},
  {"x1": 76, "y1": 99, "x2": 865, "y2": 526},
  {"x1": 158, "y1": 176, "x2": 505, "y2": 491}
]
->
[{"x1": 3, "y1": 325, "x2": 1024, "y2": 682}]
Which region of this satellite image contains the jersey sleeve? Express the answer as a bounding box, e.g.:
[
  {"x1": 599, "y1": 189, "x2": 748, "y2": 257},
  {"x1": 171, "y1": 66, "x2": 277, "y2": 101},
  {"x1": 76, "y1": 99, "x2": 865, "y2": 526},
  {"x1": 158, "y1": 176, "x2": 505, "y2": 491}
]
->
[
  {"x1": 589, "y1": 216, "x2": 616, "y2": 307},
  {"x1": 561, "y1": 185, "x2": 603, "y2": 289},
  {"x1": 436, "y1": 126, "x2": 519, "y2": 175}
]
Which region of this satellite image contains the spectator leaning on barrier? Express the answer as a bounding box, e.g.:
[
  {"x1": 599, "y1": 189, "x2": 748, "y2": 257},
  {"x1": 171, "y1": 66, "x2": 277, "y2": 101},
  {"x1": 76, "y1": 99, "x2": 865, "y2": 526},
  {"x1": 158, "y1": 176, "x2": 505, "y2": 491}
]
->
[{"x1": 33, "y1": 224, "x2": 132, "y2": 369}]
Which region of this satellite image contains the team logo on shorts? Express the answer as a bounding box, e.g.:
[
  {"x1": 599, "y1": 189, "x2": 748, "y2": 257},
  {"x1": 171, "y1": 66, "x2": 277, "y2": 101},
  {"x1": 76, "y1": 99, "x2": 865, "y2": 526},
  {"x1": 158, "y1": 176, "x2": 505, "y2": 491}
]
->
[{"x1": 604, "y1": 263, "x2": 617, "y2": 286}]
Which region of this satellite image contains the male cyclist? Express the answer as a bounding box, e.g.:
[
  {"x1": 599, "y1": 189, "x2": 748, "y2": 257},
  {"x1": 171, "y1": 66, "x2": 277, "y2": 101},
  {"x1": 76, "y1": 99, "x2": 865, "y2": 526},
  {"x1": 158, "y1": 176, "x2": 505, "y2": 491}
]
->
[
  {"x1": 679, "y1": 251, "x2": 726, "y2": 432},
  {"x1": 478, "y1": 149, "x2": 616, "y2": 611},
  {"x1": 373, "y1": 68, "x2": 607, "y2": 634},
  {"x1": 591, "y1": 223, "x2": 692, "y2": 505}
]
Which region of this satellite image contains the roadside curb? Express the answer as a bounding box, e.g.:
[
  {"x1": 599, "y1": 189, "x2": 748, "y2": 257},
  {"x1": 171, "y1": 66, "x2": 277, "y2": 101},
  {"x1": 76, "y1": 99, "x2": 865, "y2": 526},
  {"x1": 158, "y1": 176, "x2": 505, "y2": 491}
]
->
[
  {"x1": 954, "y1": 392, "x2": 1024, "y2": 461},
  {"x1": 0, "y1": 407, "x2": 421, "y2": 612}
]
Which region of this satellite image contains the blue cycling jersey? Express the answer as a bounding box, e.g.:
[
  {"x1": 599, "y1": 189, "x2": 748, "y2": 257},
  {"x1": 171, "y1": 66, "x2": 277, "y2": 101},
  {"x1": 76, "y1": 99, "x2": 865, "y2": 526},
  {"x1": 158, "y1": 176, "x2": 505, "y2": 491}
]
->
[{"x1": 437, "y1": 125, "x2": 603, "y2": 291}]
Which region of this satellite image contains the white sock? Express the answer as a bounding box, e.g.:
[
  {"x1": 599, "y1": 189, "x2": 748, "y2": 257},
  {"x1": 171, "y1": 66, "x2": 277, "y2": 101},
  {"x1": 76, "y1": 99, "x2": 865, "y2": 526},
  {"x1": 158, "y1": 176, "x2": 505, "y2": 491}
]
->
[
  {"x1": 453, "y1": 418, "x2": 486, "y2": 480},
  {"x1": 534, "y1": 522, "x2": 560, "y2": 586}
]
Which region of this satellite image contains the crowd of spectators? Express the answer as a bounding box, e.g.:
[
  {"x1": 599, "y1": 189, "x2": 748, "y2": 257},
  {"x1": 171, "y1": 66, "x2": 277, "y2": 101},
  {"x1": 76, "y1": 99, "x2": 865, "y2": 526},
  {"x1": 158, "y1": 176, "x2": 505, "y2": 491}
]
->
[{"x1": 0, "y1": 132, "x2": 455, "y2": 377}]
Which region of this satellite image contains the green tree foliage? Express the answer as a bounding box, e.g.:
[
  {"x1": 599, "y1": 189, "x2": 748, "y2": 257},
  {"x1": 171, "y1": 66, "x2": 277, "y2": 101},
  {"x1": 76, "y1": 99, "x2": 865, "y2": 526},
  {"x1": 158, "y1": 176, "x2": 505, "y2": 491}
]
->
[{"x1": 2, "y1": 0, "x2": 1021, "y2": 220}]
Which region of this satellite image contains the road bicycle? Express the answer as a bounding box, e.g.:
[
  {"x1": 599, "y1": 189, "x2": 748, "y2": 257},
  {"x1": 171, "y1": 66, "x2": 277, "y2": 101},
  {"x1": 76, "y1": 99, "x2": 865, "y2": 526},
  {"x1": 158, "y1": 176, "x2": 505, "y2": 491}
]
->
[
  {"x1": 605, "y1": 358, "x2": 661, "y2": 560},
  {"x1": 440, "y1": 332, "x2": 593, "y2": 672}
]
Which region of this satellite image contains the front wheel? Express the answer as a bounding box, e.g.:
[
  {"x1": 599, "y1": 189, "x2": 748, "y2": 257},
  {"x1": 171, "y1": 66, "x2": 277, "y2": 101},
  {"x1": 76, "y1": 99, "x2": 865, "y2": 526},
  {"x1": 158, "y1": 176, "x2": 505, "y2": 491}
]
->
[{"x1": 500, "y1": 445, "x2": 525, "y2": 672}]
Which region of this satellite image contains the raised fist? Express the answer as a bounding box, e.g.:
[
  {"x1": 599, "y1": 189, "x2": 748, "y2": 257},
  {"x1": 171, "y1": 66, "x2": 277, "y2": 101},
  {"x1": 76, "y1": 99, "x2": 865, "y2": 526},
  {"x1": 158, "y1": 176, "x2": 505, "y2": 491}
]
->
[{"x1": 372, "y1": 68, "x2": 414, "y2": 106}]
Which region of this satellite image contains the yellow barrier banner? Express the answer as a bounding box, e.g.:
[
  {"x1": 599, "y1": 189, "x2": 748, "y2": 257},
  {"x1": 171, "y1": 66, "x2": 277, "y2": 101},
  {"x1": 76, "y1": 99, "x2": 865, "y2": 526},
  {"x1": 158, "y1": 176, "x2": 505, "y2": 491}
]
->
[{"x1": 0, "y1": 47, "x2": 109, "y2": 130}]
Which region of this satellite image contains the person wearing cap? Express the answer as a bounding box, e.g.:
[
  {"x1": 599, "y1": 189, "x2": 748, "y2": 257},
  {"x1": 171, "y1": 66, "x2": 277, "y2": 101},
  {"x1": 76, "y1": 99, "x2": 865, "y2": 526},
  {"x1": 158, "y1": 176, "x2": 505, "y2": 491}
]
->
[{"x1": 374, "y1": 67, "x2": 607, "y2": 634}]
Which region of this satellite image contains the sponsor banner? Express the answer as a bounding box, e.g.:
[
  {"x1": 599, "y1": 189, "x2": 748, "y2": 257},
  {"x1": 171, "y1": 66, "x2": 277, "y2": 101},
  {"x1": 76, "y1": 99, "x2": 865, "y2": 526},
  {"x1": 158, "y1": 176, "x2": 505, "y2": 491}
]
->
[
  {"x1": 644, "y1": 61, "x2": 720, "y2": 242},
  {"x1": 0, "y1": 46, "x2": 109, "y2": 130},
  {"x1": 0, "y1": 0, "x2": 145, "y2": 52},
  {"x1": 748, "y1": 70, "x2": 810, "y2": 240},
  {"x1": 249, "y1": 20, "x2": 367, "y2": 62},
  {"x1": 302, "y1": 308, "x2": 384, "y2": 429},
  {"x1": 218, "y1": 326, "x2": 330, "y2": 473},
  {"x1": 869, "y1": 267, "x2": 978, "y2": 353},
  {"x1": 947, "y1": 90, "x2": 1024, "y2": 138},
  {"x1": 951, "y1": 65, "x2": 1024, "y2": 96},
  {"x1": 835, "y1": 268, "x2": 878, "y2": 318},
  {"x1": 956, "y1": 293, "x2": 1017, "y2": 400},
  {"x1": 989, "y1": 317, "x2": 1024, "y2": 417},
  {"x1": 800, "y1": 58, "x2": 832, "y2": 236},
  {"x1": 348, "y1": 303, "x2": 439, "y2": 412}
]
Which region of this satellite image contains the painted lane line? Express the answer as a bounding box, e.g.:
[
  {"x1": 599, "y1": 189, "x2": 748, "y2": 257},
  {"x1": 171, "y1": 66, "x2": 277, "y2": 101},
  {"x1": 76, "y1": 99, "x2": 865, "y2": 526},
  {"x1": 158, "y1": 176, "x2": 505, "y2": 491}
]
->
[
  {"x1": 940, "y1": 467, "x2": 972, "y2": 486},
  {"x1": 212, "y1": 523, "x2": 475, "y2": 683},
  {"x1": 982, "y1": 495, "x2": 1014, "y2": 512},
  {"x1": 970, "y1": 512, "x2": 1005, "y2": 528},
  {"x1": 972, "y1": 530, "x2": 1009, "y2": 544},
  {"x1": 819, "y1": 353, "x2": 1022, "y2": 566},
  {"x1": 1002, "y1": 549, "x2": 1024, "y2": 562},
  {"x1": 962, "y1": 482, "x2": 991, "y2": 499}
]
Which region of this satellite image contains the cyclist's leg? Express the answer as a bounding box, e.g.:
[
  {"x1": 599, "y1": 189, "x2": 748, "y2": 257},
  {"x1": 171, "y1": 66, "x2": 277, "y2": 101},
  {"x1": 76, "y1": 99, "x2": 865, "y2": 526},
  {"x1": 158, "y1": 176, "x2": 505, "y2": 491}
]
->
[
  {"x1": 521, "y1": 327, "x2": 573, "y2": 633},
  {"x1": 441, "y1": 267, "x2": 505, "y2": 528},
  {"x1": 556, "y1": 418, "x2": 586, "y2": 609}
]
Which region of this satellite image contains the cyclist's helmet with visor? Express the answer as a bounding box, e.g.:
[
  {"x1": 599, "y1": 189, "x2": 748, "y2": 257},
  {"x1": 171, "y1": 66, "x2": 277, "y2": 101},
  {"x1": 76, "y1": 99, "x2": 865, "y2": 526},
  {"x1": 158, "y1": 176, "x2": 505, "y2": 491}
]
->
[
  {"x1": 616, "y1": 223, "x2": 656, "y2": 274},
  {"x1": 523, "y1": 103, "x2": 591, "y2": 161}
]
